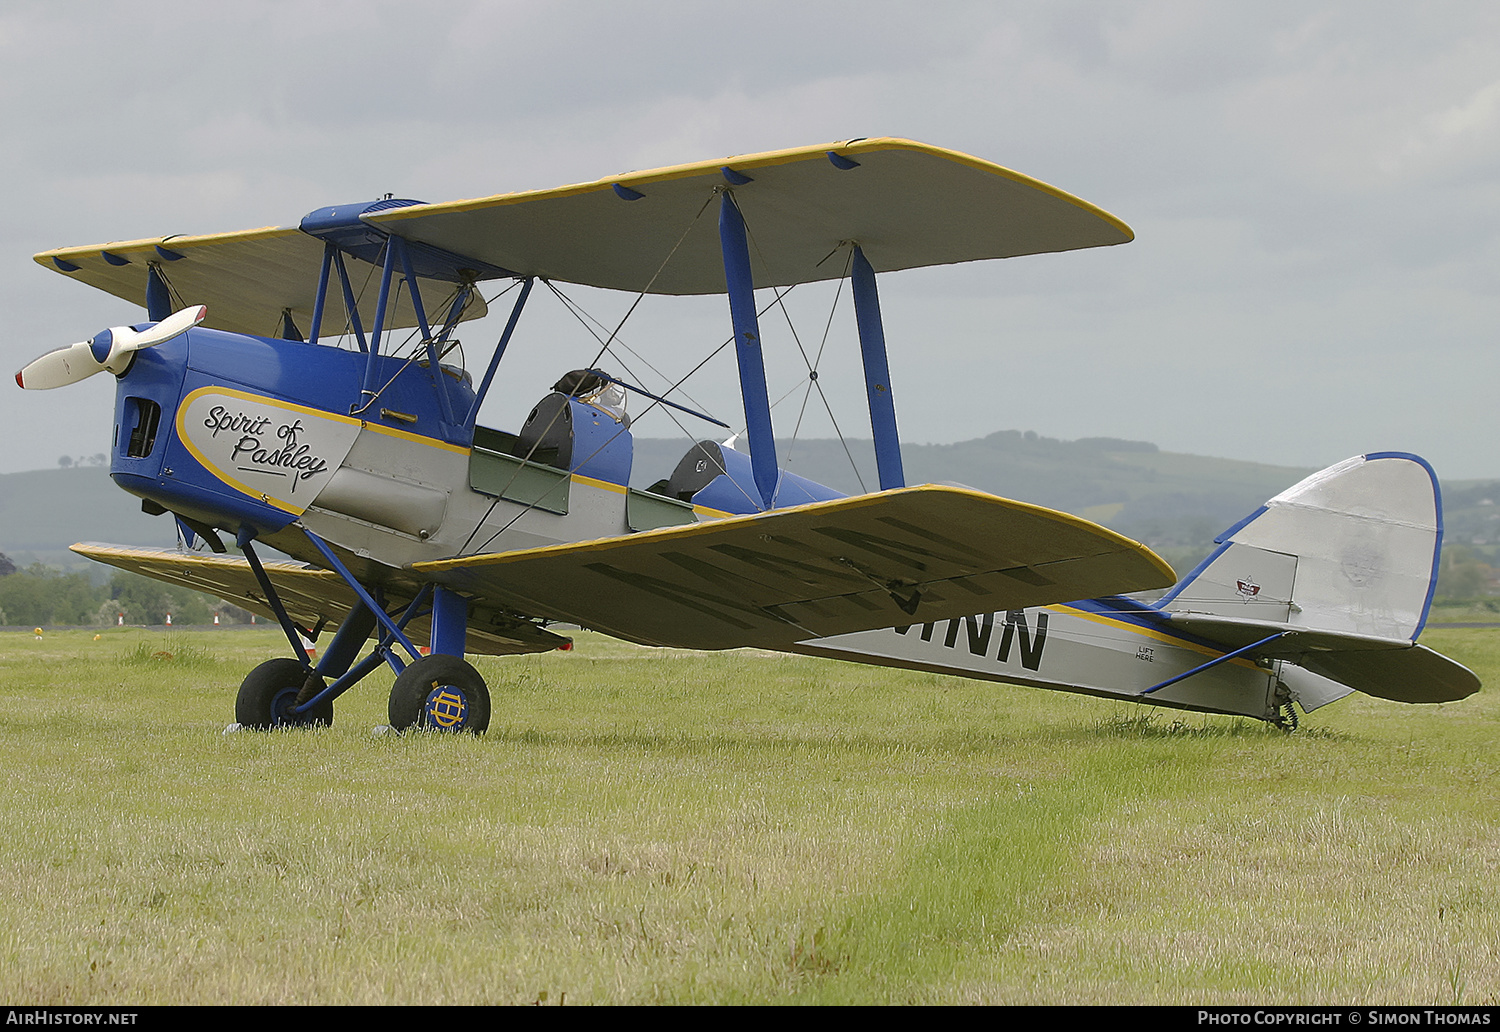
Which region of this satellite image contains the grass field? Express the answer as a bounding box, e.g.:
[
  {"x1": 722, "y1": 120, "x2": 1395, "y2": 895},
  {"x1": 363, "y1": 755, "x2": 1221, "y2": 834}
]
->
[{"x1": 0, "y1": 627, "x2": 1496, "y2": 1005}]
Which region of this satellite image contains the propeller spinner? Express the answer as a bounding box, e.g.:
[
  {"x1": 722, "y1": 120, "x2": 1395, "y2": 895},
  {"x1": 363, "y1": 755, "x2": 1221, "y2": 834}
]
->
[{"x1": 15, "y1": 305, "x2": 207, "y2": 390}]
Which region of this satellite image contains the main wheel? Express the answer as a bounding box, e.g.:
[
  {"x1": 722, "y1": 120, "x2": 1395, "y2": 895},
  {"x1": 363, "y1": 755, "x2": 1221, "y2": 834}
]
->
[
  {"x1": 388, "y1": 654, "x2": 491, "y2": 734},
  {"x1": 235, "y1": 658, "x2": 333, "y2": 730}
]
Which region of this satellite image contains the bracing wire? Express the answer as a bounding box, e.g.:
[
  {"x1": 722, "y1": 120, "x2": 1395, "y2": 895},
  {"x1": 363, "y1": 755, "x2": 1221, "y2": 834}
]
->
[
  {"x1": 543, "y1": 281, "x2": 717, "y2": 418},
  {"x1": 460, "y1": 189, "x2": 720, "y2": 554},
  {"x1": 544, "y1": 275, "x2": 849, "y2": 519},
  {"x1": 740, "y1": 226, "x2": 868, "y2": 495},
  {"x1": 464, "y1": 266, "x2": 818, "y2": 552}
]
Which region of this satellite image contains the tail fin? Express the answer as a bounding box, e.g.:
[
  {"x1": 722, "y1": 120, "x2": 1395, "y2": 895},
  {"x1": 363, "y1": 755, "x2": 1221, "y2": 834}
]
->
[{"x1": 1157, "y1": 453, "x2": 1441, "y2": 641}]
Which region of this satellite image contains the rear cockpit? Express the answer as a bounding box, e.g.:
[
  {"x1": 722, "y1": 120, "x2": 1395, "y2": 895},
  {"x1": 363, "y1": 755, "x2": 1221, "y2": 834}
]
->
[{"x1": 468, "y1": 369, "x2": 849, "y2": 537}]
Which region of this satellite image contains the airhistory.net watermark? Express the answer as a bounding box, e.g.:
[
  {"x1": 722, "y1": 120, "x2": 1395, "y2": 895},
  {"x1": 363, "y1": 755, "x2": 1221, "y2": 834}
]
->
[{"x1": 4, "y1": 1012, "x2": 138, "y2": 1026}]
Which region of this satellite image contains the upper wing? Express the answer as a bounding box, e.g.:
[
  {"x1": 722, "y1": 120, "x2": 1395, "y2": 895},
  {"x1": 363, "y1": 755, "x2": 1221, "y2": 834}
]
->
[
  {"x1": 34, "y1": 226, "x2": 488, "y2": 338},
  {"x1": 367, "y1": 138, "x2": 1133, "y2": 295},
  {"x1": 1165, "y1": 612, "x2": 1480, "y2": 704},
  {"x1": 415, "y1": 485, "x2": 1174, "y2": 651},
  {"x1": 70, "y1": 543, "x2": 566, "y2": 657},
  {"x1": 35, "y1": 139, "x2": 1127, "y2": 320},
  {"x1": 35, "y1": 138, "x2": 1128, "y2": 318}
]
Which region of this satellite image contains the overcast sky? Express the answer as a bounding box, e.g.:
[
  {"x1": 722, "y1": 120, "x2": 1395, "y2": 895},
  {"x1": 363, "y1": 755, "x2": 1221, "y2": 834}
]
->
[{"x1": 2, "y1": 0, "x2": 1497, "y2": 482}]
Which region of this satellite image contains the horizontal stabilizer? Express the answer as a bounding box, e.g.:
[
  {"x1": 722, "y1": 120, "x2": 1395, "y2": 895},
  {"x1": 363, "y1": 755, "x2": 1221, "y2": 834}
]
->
[
  {"x1": 415, "y1": 485, "x2": 1174, "y2": 651},
  {"x1": 69, "y1": 543, "x2": 566, "y2": 656},
  {"x1": 1165, "y1": 612, "x2": 1479, "y2": 703}
]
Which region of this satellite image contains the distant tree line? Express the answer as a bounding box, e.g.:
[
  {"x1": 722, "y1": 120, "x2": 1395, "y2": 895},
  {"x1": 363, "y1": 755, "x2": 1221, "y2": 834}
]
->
[
  {"x1": 1436, "y1": 545, "x2": 1499, "y2": 599},
  {"x1": 0, "y1": 555, "x2": 255, "y2": 626},
  {"x1": 57, "y1": 454, "x2": 108, "y2": 468}
]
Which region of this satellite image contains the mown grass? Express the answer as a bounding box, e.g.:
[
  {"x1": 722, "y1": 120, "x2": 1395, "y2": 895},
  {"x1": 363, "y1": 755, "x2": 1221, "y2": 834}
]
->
[{"x1": 0, "y1": 627, "x2": 1495, "y2": 1004}]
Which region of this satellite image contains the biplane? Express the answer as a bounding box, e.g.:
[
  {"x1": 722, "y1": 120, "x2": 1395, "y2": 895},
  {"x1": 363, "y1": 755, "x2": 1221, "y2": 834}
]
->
[{"x1": 15, "y1": 139, "x2": 1477, "y2": 732}]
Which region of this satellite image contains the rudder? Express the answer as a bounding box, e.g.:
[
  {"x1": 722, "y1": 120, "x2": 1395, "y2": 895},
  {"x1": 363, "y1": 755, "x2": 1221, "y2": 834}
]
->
[{"x1": 1157, "y1": 453, "x2": 1441, "y2": 641}]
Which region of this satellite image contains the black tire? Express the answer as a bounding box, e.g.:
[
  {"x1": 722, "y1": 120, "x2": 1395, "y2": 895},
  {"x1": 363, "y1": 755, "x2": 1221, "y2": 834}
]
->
[
  {"x1": 388, "y1": 654, "x2": 490, "y2": 734},
  {"x1": 235, "y1": 658, "x2": 332, "y2": 730}
]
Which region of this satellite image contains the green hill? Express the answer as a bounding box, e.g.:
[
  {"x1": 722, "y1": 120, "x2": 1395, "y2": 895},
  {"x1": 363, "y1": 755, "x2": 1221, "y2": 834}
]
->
[{"x1": 0, "y1": 467, "x2": 180, "y2": 569}]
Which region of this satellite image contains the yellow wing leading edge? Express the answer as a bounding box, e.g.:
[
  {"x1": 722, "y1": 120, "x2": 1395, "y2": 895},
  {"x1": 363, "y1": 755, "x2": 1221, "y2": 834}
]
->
[{"x1": 414, "y1": 485, "x2": 1175, "y2": 651}]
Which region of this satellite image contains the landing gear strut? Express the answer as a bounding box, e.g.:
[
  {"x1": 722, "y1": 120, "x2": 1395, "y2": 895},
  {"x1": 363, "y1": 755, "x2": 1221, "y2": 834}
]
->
[{"x1": 232, "y1": 527, "x2": 489, "y2": 734}]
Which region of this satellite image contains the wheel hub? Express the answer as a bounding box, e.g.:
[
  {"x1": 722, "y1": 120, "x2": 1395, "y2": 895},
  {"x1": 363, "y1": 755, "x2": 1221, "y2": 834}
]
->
[
  {"x1": 270, "y1": 687, "x2": 302, "y2": 725},
  {"x1": 424, "y1": 685, "x2": 468, "y2": 730}
]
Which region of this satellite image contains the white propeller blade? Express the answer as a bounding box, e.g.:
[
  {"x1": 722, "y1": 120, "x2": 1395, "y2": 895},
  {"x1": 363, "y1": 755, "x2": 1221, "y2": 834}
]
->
[
  {"x1": 14, "y1": 340, "x2": 102, "y2": 391},
  {"x1": 15, "y1": 305, "x2": 206, "y2": 390}
]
